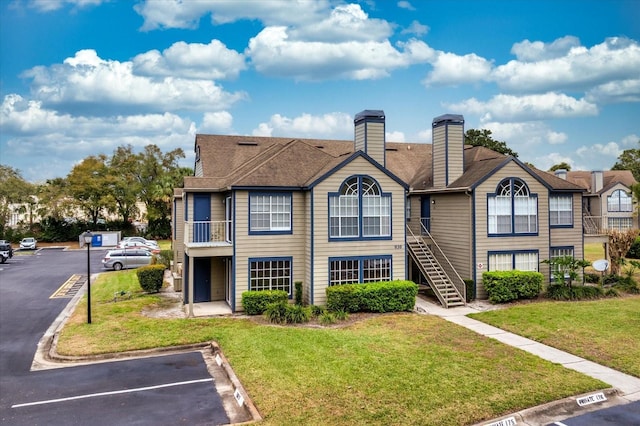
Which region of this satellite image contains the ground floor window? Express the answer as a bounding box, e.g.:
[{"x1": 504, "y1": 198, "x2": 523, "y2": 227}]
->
[
  {"x1": 608, "y1": 217, "x2": 633, "y2": 230},
  {"x1": 549, "y1": 247, "x2": 574, "y2": 281},
  {"x1": 329, "y1": 256, "x2": 391, "y2": 285},
  {"x1": 488, "y1": 251, "x2": 539, "y2": 272},
  {"x1": 249, "y1": 257, "x2": 291, "y2": 294}
]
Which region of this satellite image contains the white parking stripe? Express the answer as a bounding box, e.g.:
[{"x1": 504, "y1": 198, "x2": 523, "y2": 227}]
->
[{"x1": 12, "y1": 378, "x2": 213, "y2": 408}]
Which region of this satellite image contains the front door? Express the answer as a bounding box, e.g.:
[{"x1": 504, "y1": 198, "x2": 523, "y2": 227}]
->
[
  {"x1": 193, "y1": 258, "x2": 211, "y2": 303},
  {"x1": 193, "y1": 194, "x2": 211, "y2": 243},
  {"x1": 420, "y1": 196, "x2": 431, "y2": 233}
]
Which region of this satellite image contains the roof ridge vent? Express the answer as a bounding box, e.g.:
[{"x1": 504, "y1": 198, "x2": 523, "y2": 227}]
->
[{"x1": 238, "y1": 141, "x2": 258, "y2": 146}]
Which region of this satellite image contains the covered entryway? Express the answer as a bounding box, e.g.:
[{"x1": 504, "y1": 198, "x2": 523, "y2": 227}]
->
[{"x1": 193, "y1": 257, "x2": 211, "y2": 303}]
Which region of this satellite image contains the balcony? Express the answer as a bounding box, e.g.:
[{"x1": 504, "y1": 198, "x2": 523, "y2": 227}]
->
[
  {"x1": 184, "y1": 220, "x2": 233, "y2": 256},
  {"x1": 583, "y1": 215, "x2": 636, "y2": 236}
]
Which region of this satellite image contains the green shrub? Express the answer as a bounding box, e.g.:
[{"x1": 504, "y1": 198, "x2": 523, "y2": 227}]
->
[
  {"x1": 626, "y1": 237, "x2": 640, "y2": 259},
  {"x1": 584, "y1": 272, "x2": 600, "y2": 284},
  {"x1": 310, "y1": 305, "x2": 326, "y2": 317},
  {"x1": 156, "y1": 250, "x2": 173, "y2": 269},
  {"x1": 614, "y1": 276, "x2": 640, "y2": 294},
  {"x1": 546, "y1": 284, "x2": 604, "y2": 300},
  {"x1": 333, "y1": 309, "x2": 349, "y2": 321},
  {"x1": 264, "y1": 301, "x2": 288, "y2": 324},
  {"x1": 136, "y1": 264, "x2": 166, "y2": 293},
  {"x1": 604, "y1": 287, "x2": 620, "y2": 297},
  {"x1": 294, "y1": 281, "x2": 303, "y2": 306},
  {"x1": 326, "y1": 281, "x2": 418, "y2": 313},
  {"x1": 319, "y1": 311, "x2": 336, "y2": 325},
  {"x1": 464, "y1": 279, "x2": 475, "y2": 302},
  {"x1": 285, "y1": 304, "x2": 311, "y2": 324},
  {"x1": 483, "y1": 271, "x2": 543, "y2": 303},
  {"x1": 242, "y1": 290, "x2": 288, "y2": 315}
]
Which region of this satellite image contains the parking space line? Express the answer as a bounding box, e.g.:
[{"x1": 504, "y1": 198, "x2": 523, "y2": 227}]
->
[
  {"x1": 50, "y1": 274, "x2": 84, "y2": 299},
  {"x1": 12, "y1": 378, "x2": 214, "y2": 408}
]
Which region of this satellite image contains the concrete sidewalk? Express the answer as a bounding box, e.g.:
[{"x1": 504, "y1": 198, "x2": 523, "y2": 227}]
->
[{"x1": 414, "y1": 296, "x2": 640, "y2": 424}]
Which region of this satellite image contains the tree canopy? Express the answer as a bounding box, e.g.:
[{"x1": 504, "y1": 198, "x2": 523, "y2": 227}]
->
[
  {"x1": 611, "y1": 144, "x2": 640, "y2": 182},
  {"x1": 549, "y1": 162, "x2": 572, "y2": 172},
  {"x1": 464, "y1": 129, "x2": 518, "y2": 157}
]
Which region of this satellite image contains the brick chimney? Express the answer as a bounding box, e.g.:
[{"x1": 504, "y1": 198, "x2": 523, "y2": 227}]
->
[
  {"x1": 432, "y1": 114, "x2": 464, "y2": 188},
  {"x1": 354, "y1": 110, "x2": 385, "y2": 167}
]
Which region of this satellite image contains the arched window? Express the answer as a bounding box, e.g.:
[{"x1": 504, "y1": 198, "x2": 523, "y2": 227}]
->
[
  {"x1": 607, "y1": 189, "x2": 632, "y2": 212},
  {"x1": 488, "y1": 178, "x2": 537, "y2": 235},
  {"x1": 329, "y1": 176, "x2": 391, "y2": 239}
]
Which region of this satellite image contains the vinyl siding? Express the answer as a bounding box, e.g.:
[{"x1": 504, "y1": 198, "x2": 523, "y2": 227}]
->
[
  {"x1": 172, "y1": 193, "x2": 184, "y2": 273},
  {"x1": 233, "y1": 190, "x2": 307, "y2": 310},
  {"x1": 428, "y1": 193, "x2": 473, "y2": 280},
  {"x1": 355, "y1": 121, "x2": 385, "y2": 166},
  {"x1": 310, "y1": 156, "x2": 406, "y2": 305},
  {"x1": 432, "y1": 123, "x2": 464, "y2": 188},
  {"x1": 473, "y1": 162, "x2": 551, "y2": 299}
]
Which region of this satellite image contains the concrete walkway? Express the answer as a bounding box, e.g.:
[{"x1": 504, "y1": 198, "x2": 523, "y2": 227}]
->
[{"x1": 415, "y1": 297, "x2": 640, "y2": 402}]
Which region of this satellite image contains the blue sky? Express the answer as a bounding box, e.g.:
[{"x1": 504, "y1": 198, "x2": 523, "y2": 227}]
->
[{"x1": 1, "y1": 0, "x2": 639, "y2": 182}]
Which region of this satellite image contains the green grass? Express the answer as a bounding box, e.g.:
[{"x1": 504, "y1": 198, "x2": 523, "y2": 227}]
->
[
  {"x1": 57, "y1": 271, "x2": 607, "y2": 426},
  {"x1": 584, "y1": 242, "x2": 605, "y2": 263},
  {"x1": 470, "y1": 296, "x2": 640, "y2": 378}
]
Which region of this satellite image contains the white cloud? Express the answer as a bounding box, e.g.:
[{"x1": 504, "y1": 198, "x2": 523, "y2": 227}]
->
[
  {"x1": 397, "y1": 1, "x2": 415, "y2": 11},
  {"x1": 21, "y1": 49, "x2": 247, "y2": 114},
  {"x1": 401, "y1": 20, "x2": 429, "y2": 36},
  {"x1": 575, "y1": 141, "x2": 623, "y2": 168},
  {"x1": 423, "y1": 52, "x2": 493, "y2": 86},
  {"x1": 22, "y1": 0, "x2": 106, "y2": 12},
  {"x1": 621, "y1": 134, "x2": 640, "y2": 148},
  {"x1": 1, "y1": 94, "x2": 196, "y2": 180},
  {"x1": 134, "y1": 0, "x2": 330, "y2": 30},
  {"x1": 586, "y1": 79, "x2": 640, "y2": 104},
  {"x1": 510, "y1": 36, "x2": 581, "y2": 62},
  {"x1": 199, "y1": 111, "x2": 234, "y2": 133},
  {"x1": 416, "y1": 128, "x2": 432, "y2": 142},
  {"x1": 386, "y1": 131, "x2": 405, "y2": 142},
  {"x1": 447, "y1": 92, "x2": 598, "y2": 121},
  {"x1": 247, "y1": 27, "x2": 433, "y2": 80},
  {"x1": 132, "y1": 40, "x2": 246, "y2": 80},
  {"x1": 494, "y1": 37, "x2": 640, "y2": 92},
  {"x1": 533, "y1": 152, "x2": 577, "y2": 171},
  {"x1": 251, "y1": 112, "x2": 352, "y2": 138},
  {"x1": 290, "y1": 4, "x2": 393, "y2": 42}
]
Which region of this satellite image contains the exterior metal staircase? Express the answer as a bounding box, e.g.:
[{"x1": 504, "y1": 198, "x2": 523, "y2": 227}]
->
[{"x1": 407, "y1": 225, "x2": 465, "y2": 308}]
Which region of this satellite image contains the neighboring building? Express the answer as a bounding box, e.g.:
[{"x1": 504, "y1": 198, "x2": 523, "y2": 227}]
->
[
  {"x1": 554, "y1": 169, "x2": 638, "y2": 237},
  {"x1": 173, "y1": 111, "x2": 588, "y2": 313}
]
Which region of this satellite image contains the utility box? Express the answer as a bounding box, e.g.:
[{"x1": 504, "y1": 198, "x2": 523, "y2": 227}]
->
[{"x1": 91, "y1": 234, "x2": 103, "y2": 247}]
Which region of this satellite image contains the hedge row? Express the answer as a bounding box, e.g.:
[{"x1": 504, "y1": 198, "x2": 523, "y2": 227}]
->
[
  {"x1": 241, "y1": 290, "x2": 289, "y2": 315},
  {"x1": 483, "y1": 271, "x2": 543, "y2": 303},
  {"x1": 326, "y1": 280, "x2": 418, "y2": 313}
]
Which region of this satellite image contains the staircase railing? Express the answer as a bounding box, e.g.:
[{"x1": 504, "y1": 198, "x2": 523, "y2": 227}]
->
[{"x1": 407, "y1": 224, "x2": 466, "y2": 305}]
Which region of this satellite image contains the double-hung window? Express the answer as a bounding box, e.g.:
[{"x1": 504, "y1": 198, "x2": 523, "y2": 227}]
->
[
  {"x1": 329, "y1": 256, "x2": 392, "y2": 286},
  {"x1": 249, "y1": 258, "x2": 292, "y2": 294},
  {"x1": 488, "y1": 251, "x2": 539, "y2": 272},
  {"x1": 607, "y1": 190, "x2": 632, "y2": 212},
  {"x1": 550, "y1": 194, "x2": 573, "y2": 226},
  {"x1": 329, "y1": 176, "x2": 391, "y2": 239},
  {"x1": 488, "y1": 179, "x2": 537, "y2": 235},
  {"x1": 249, "y1": 193, "x2": 291, "y2": 233}
]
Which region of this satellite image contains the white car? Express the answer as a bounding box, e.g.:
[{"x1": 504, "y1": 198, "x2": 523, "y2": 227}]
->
[
  {"x1": 118, "y1": 237, "x2": 158, "y2": 248},
  {"x1": 20, "y1": 237, "x2": 37, "y2": 250}
]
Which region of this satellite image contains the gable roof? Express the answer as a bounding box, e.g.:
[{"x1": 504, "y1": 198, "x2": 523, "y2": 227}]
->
[
  {"x1": 187, "y1": 134, "x2": 585, "y2": 193},
  {"x1": 562, "y1": 170, "x2": 637, "y2": 194}
]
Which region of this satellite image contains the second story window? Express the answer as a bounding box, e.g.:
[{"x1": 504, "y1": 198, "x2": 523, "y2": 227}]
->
[
  {"x1": 550, "y1": 194, "x2": 573, "y2": 226},
  {"x1": 488, "y1": 178, "x2": 537, "y2": 235},
  {"x1": 329, "y1": 176, "x2": 391, "y2": 240},
  {"x1": 607, "y1": 189, "x2": 632, "y2": 212},
  {"x1": 249, "y1": 193, "x2": 292, "y2": 233}
]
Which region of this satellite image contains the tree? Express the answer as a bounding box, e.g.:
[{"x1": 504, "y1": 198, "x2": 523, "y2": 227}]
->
[
  {"x1": 608, "y1": 228, "x2": 640, "y2": 275},
  {"x1": 0, "y1": 165, "x2": 34, "y2": 235},
  {"x1": 37, "y1": 178, "x2": 73, "y2": 220},
  {"x1": 464, "y1": 129, "x2": 518, "y2": 157},
  {"x1": 66, "y1": 155, "x2": 110, "y2": 226},
  {"x1": 549, "y1": 162, "x2": 572, "y2": 172},
  {"x1": 542, "y1": 256, "x2": 591, "y2": 288},
  {"x1": 611, "y1": 144, "x2": 640, "y2": 182},
  {"x1": 106, "y1": 145, "x2": 141, "y2": 224}
]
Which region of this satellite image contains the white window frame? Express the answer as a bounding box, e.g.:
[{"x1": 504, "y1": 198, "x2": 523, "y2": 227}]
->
[
  {"x1": 607, "y1": 189, "x2": 632, "y2": 212},
  {"x1": 249, "y1": 258, "x2": 292, "y2": 294},
  {"x1": 550, "y1": 195, "x2": 573, "y2": 226},
  {"x1": 249, "y1": 193, "x2": 291, "y2": 233}
]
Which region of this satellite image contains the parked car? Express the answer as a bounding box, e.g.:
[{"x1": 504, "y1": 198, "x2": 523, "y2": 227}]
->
[
  {"x1": 117, "y1": 241, "x2": 161, "y2": 254},
  {"x1": 20, "y1": 237, "x2": 37, "y2": 250},
  {"x1": 102, "y1": 249, "x2": 154, "y2": 271},
  {"x1": 118, "y1": 237, "x2": 158, "y2": 248},
  {"x1": 0, "y1": 240, "x2": 13, "y2": 263}
]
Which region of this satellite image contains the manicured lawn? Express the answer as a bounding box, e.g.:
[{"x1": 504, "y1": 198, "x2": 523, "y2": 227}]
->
[
  {"x1": 469, "y1": 296, "x2": 640, "y2": 378},
  {"x1": 57, "y1": 271, "x2": 606, "y2": 426},
  {"x1": 584, "y1": 242, "x2": 605, "y2": 262}
]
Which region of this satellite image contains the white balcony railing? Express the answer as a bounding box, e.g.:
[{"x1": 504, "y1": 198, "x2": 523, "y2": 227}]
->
[
  {"x1": 184, "y1": 220, "x2": 232, "y2": 245},
  {"x1": 583, "y1": 215, "x2": 636, "y2": 235}
]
